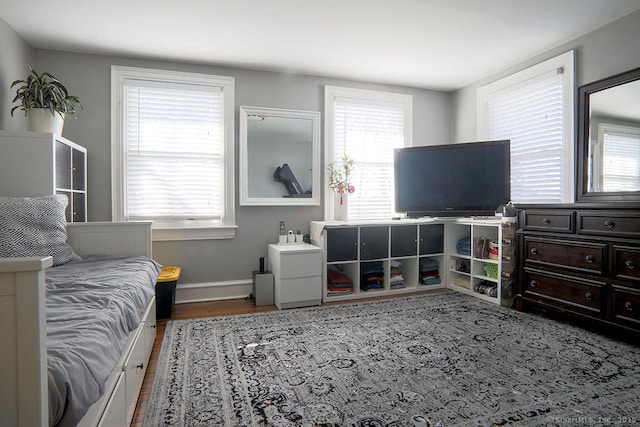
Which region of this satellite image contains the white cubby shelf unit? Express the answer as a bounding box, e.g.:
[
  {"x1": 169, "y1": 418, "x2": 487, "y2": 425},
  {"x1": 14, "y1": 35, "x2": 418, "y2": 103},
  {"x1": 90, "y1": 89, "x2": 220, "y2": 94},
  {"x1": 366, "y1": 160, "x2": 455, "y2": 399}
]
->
[{"x1": 311, "y1": 217, "x2": 512, "y2": 305}]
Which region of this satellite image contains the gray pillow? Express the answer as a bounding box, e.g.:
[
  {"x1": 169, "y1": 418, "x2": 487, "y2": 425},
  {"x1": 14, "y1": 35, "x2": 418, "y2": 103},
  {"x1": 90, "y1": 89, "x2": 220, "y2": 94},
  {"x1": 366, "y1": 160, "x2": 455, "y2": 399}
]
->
[{"x1": 0, "y1": 194, "x2": 82, "y2": 266}]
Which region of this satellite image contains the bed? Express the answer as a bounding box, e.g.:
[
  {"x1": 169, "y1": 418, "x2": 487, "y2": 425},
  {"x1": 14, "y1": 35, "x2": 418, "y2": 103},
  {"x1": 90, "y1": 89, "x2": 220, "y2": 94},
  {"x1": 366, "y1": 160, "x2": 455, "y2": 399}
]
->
[{"x1": 0, "y1": 195, "x2": 161, "y2": 427}]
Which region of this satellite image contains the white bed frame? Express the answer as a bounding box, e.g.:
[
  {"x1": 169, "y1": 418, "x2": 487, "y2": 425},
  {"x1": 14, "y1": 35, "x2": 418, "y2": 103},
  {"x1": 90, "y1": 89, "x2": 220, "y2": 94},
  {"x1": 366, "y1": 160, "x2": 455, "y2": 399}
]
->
[{"x1": 0, "y1": 222, "x2": 156, "y2": 427}]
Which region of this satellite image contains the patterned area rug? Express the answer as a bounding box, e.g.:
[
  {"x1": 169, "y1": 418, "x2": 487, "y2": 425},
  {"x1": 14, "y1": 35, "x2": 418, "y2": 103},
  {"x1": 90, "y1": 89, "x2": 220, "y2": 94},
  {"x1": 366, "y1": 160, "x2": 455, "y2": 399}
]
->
[{"x1": 144, "y1": 292, "x2": 640, "y2": 426}]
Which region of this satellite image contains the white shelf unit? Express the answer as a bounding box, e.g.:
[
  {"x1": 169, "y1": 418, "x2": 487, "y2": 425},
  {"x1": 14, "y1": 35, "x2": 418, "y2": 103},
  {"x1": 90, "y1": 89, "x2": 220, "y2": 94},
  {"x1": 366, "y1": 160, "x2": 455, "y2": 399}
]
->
[
  {"x1": 312, "y1": 220, "x2": 446, "y2": 302},
  {"x1": 312, "y1": 218, "x2": 514, "y2": 305},
  {"x1": 445, "y1": 219, "x2": 504, "y2": 304},
  {"x1": 0, "y1": 130, "x2": 87, "y2": 222}
]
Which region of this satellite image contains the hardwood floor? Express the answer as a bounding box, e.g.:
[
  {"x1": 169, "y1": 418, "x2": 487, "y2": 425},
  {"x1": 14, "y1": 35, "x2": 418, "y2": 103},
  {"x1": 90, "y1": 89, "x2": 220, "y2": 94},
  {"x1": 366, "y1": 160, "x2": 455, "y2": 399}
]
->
[{"x1": 130, "y1": 290, "x2": 443, "y2": 426}]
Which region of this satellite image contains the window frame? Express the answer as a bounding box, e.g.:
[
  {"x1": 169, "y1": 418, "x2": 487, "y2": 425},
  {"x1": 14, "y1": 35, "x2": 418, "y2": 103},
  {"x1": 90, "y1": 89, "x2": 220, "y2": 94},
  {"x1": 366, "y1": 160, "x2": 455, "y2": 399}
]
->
[
  {"x1": 324, "y1": 85, "x2": 413, "y2": 220},
  {"x1": 477, "y1": 51, "x2": 575, "y2": 204},
  {"x1": 111, "y1": 65, "x2": 236, "y2": 240}
]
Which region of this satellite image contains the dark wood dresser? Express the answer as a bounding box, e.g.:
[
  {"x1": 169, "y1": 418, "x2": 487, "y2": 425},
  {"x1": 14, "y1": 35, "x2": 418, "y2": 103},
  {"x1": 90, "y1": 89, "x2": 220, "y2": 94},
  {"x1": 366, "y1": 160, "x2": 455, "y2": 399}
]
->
[{"x1": 516, "y1": 206, "x2": 640, "y2": 340}]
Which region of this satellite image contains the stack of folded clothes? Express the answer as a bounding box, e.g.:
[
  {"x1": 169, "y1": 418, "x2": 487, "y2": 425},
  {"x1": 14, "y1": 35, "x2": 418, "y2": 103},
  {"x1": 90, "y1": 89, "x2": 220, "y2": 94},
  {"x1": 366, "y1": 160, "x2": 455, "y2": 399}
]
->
[
  {"x1": 456, "y1": 236, "x2": 471, "y2": 255},
  {"x1": 389, "y1": 260, "x2": 405, "y2": 289},
  {"x1": 361, "y1": 261, "x2": 385, "y2": 291},
  {"x1": 419, "y1": 258, "x2": 441, "y2": 285},
  {"x1": 473, "y1": 280, "x2": 497, "y2": 297},
  {"x1": 327, "y1": 266, "x2": 353, "y2": 296}
]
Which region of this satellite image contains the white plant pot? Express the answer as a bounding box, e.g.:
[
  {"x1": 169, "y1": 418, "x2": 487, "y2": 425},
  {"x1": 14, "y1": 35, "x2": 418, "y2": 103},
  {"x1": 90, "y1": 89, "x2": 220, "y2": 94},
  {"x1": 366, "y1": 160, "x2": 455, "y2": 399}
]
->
[
  {"x1": 334, "y1": 192, "x2": 348, "y2": 221},
  {"x1": 27, "y1": 109, "x2": 65, "y2": 135}
]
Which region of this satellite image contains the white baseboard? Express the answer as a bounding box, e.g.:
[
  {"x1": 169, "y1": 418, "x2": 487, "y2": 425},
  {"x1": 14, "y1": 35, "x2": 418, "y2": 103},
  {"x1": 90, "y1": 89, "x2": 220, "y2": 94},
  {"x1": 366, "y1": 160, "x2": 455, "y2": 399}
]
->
[{"x1": 175, "y1": 279, "x2": 253, "y2": 304}]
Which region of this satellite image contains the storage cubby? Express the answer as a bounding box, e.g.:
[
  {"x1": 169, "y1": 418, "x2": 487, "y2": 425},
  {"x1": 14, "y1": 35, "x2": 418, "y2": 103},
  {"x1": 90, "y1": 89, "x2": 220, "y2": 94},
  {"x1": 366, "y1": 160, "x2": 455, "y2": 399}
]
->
[
  {"x1": 446, "y1": 219, "x2": 504, "y2": 304},
  {"x1": 313, "y1": 221, "x2": 446, "y2": 302},
  {"x1": 360, "y1": 260, "x2": 387, "y2": 292},
  {"x1": 326, "y1": 263, "x2": 358, "y2": 297}
]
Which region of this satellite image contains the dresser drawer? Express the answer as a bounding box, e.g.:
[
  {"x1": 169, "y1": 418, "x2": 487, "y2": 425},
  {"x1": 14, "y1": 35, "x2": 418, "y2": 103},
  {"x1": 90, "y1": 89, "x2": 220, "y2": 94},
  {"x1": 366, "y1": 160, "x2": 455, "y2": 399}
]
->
[
  {"x1": 523, "y1": 269, "x2": 607, "y2": 315},
  {"x1": 523, "y1": 236, "x2": 607, "y2": 276},
  {"x1": 613, "y1": 246, "x2": 640, "y2": 283},
  {"x1": 520, "y1": 210, "x2": 575, "y2": 233},
  {"x1": 612, "y1": 286, "x2": 640, "y2": 327},
  {"x1": 278, "y1": 251, "x2": 322, "y2": 279},
  {"x1": 578, "y1": 212, "x2": 640, "y2": 238}
]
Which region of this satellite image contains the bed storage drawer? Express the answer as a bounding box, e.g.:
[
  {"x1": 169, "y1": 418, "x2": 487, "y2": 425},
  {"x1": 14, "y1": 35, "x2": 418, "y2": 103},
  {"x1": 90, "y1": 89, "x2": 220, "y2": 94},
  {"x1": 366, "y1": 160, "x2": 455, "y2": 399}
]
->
[
  {"x1": 143, "y1": 297, "x2": 157, "y2": 360},
  {"x1": 96, "y1": 372, "x2": 126, "y2": 427},
  {"x1": 124, "y1": 326, "x2": 147, "y2": 426}
]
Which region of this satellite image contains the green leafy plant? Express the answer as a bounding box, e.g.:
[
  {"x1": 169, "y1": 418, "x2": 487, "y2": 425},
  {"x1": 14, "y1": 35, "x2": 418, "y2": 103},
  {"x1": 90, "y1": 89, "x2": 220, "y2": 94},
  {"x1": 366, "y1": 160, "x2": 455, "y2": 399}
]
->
[
  {"x1": 10, "y1": 66, "x2": 83, "y2": 118},
  {"x1": 327, "y1": 154, "x2": 355, "y2": 203}
]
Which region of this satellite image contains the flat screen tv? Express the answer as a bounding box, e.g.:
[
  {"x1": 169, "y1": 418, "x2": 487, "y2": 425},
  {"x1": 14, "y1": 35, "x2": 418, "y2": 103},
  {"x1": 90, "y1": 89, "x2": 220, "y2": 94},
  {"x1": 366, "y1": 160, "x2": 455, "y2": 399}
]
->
[{"x1": 394, "y1": 140, "x2": 511, "y2": 217}]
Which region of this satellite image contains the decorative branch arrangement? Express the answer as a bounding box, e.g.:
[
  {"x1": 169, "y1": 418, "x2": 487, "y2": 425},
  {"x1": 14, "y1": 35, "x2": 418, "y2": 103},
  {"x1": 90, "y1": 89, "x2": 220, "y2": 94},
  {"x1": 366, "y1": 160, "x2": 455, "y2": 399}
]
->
[{"x1": 327, "y1": 154, "x2": 355, "y2": 204}]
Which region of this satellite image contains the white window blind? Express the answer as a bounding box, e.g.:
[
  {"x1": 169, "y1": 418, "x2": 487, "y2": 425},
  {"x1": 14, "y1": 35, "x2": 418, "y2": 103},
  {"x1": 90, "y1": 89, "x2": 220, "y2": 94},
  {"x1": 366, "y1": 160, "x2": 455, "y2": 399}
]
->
[
  {"x1": 479, "y1": 51, "x2": 574, "y2": 204},
  {"x1": 600, "y1": 125, "x2": 640, "y2": 191},
  {"x1": 329, "y1": 90, "x2": 411, "y2": 221},
  {"x1": 124, "y1": 80, "x2": 224, "y2": 220},
  {"x1": 112, "y1": 66, "x2": 235, "y2": 240}
]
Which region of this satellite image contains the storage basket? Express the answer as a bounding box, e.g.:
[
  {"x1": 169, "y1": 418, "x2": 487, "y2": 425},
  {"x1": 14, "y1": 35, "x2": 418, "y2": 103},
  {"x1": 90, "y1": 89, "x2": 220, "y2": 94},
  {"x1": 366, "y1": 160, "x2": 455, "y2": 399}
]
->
[{"x1": 484, "y1": 262, "x2": 499, "y2": 279}]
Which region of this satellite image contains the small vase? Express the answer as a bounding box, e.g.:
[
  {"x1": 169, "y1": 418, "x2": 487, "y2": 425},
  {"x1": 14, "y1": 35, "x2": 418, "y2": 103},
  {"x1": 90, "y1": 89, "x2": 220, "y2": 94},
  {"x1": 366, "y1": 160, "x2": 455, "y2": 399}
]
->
[
  {"x1": 27, "y1": 108, "x2": 65, "y2": 135},
  {"x1": 334, "y1": 192, "x2": 348, "y2": 221}
]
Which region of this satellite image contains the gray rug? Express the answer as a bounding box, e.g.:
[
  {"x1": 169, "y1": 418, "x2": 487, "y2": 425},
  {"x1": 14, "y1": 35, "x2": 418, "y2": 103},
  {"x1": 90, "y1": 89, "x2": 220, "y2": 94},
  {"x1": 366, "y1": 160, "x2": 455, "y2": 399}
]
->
[{"x1": 144, "y1": 292, "x2": 640, "y2": 426}]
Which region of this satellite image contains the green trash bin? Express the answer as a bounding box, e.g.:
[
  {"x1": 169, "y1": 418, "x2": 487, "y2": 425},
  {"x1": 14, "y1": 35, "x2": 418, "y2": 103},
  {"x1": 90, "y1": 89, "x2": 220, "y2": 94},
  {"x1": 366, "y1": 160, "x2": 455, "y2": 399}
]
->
[{"x1": 156, "y1": 266, "x2": 181, "y2": 319}]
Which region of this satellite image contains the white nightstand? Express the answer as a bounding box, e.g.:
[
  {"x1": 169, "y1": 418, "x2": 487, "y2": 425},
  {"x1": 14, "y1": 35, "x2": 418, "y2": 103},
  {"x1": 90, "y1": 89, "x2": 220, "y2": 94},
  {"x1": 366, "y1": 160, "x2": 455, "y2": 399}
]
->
[{"x1": 268, "y1": 243, "x2": 322, "y2": 309}]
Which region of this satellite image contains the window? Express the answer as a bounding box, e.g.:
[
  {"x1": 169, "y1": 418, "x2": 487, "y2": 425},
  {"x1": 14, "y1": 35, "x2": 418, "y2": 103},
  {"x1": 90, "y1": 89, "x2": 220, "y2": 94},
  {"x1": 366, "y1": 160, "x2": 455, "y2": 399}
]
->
[
  {"x1": 325, "y1": 86, "x2": 412, "y2": 220},
  {"x1": 111, "y1": 66, "x2": 235, "y2": 240},
  {"x1": 595, "y1": 123, "x2": 640, "y2": 191},
  {"x1": 478, "y1": 51, "x2": 575, "y2": 204}
]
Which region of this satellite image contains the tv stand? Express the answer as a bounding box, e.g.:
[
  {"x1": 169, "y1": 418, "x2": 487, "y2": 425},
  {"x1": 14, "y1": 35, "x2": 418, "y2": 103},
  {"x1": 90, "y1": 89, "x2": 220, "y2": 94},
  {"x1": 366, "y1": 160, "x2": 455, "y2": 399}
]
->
[{"x1": 310, "y1": 217, "x2": 515, "y2": 307}]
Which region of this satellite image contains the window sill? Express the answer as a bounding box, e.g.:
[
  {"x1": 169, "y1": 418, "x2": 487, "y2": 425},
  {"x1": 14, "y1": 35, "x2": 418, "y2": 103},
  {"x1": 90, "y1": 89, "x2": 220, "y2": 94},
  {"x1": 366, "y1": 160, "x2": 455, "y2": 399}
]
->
[{"x1": 151, "y1": 224, "x2": 237, "y2": 241}]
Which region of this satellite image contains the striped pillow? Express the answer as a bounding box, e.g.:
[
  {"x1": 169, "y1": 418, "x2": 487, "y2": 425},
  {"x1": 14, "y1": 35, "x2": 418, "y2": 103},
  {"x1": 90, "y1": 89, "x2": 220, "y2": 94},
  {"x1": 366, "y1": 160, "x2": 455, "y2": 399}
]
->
[{"x1": 0, "y1": 195, "x2": 81, "y2": 266}]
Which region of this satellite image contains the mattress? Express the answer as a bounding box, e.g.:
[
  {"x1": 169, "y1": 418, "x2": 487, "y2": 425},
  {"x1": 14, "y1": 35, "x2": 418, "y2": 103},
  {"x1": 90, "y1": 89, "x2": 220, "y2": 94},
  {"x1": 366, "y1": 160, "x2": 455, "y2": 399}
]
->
[{"x1": 45, "y1": 255, "x2": 161, "y2": 427}]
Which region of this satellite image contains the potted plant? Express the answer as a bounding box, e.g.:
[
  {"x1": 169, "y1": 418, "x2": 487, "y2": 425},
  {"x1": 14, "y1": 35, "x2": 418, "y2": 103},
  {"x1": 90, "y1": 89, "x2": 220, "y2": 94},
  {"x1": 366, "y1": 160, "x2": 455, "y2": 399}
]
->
[{"x1": 10, "y1": 66, "x2": 83, "y2": 135}]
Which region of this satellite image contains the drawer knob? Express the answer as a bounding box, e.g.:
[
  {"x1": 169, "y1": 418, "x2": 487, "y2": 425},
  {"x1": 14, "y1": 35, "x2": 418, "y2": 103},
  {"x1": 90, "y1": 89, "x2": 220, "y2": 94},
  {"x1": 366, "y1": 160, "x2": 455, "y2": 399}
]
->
[
  {"x1": 136, "y1": 363, "x2": 145, "y2": 370},
  {"x1": 529, "y1": 280, "x2": 537, "y2": 288},
  {"x1": 530, "y1": 247, "x2": 538, "y2": 255},
  {"x1": 626, "y1": 260, "x2": 636, "y2": 270},
  {"x1": 604, "y1": 219, "x2": 615, "y2": 228},
  {"x1": 585, "y1": 255, "x2": 595, "y2": 264},
  {"x1": 585, "y1": 292, "x2": 593, "y2": 301},
  {"x1": 542, "y1": 217, "x2": 551, "y2": 225},
  {"x1": 626, "y1": 301, "x2": 633, "y2": 311}
]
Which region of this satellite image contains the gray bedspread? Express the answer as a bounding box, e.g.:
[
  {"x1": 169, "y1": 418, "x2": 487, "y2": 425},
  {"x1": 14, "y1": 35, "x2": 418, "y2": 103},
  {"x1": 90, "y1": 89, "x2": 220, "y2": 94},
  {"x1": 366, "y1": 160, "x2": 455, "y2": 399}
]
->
[{"x1": 45, "y1": 255, "x2": 161, "y2": 427}]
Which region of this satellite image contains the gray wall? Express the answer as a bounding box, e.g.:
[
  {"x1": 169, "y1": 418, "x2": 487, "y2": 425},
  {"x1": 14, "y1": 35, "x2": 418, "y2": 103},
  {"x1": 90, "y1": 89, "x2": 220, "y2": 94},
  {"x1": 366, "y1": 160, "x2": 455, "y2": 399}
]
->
[
  {"x1": 0, "y1": 18, "x2": 33, "y2": 131},
  {"x1": 24, "y1": 50, "x2": 451, "y2": 285},
  {"x1": 452, "y1": 9, "x2": 640, "y2": 142},
  {"x1": 5, "y1": 8, "x2": 639, "y2": 287}
]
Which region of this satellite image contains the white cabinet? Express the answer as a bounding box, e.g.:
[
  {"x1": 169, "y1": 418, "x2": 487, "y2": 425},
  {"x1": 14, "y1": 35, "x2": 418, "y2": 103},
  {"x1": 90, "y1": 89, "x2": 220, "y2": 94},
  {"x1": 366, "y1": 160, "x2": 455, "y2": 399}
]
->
[
  {"x1": 311, "y1": 220, "x2": 446, "y2": 302},
  {"x1": 268, "y1": 243, "x2": 322, "y2": 309},
  {"x1": 312, "y1": 218, "x2": 512, "y2": 305},
  {"x1": 0, "y1": 130, "x2": 87, "y2": 222}
]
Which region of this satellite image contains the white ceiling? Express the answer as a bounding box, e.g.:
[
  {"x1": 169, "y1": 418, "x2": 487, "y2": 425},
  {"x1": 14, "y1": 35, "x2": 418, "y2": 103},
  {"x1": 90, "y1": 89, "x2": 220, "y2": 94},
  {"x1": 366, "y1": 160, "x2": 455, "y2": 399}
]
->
[{"x1": 2, "y1": 0, "x2": 640, "y2": 91}]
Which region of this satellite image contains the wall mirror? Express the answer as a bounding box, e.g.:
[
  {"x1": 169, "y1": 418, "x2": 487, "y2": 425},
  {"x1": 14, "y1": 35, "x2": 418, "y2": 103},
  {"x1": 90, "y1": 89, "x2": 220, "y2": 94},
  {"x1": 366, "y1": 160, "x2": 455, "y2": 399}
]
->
[
  {"x1": 577, "y1": 67, "x2": 640, "y2": 203},
  {"x1": 239, "y1": 106, "x2": 320, "y2": 206}
]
